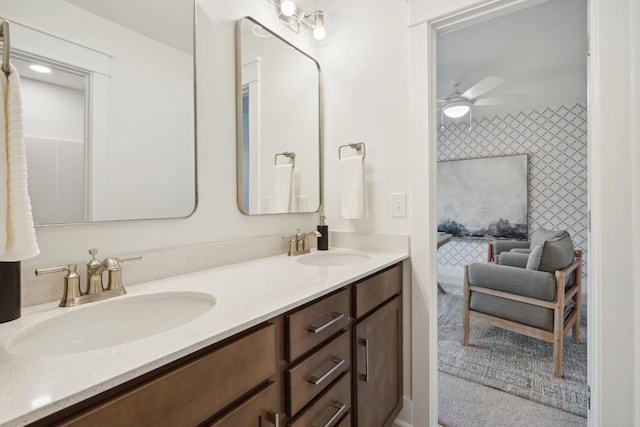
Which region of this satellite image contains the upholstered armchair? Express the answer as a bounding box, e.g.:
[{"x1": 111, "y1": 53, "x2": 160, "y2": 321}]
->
[{"x1": 463, "y1": 229, "x2": 582, "y2": 378}]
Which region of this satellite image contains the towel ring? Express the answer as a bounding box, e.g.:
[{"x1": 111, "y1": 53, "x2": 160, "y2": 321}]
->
[
  {"x1": 338, "y1": 142, "x2": 366, "y2": 160},
  {"x1": 275, "y1": 151, "x2": 296, "y2": 167}
]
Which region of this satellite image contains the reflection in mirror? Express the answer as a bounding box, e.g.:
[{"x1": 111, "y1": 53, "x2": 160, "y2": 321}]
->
[
  {"x1": 0, "y1": 0, "x2": 196, "y2": 224},
  {"x1": 236, "y1": 17, "x2": 321, "y2": 215}
]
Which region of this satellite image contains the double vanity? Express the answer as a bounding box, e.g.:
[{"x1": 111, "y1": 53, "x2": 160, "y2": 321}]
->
[{"x1": 0, "y1": 248, "x2": 407, "y2": 426}]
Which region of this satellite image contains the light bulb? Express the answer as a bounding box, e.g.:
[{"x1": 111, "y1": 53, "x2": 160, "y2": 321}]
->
[
  {"x1": 280, "y1": 0, "x2": 295, "y2": 17},
  {"x1": 30, "y1": 64, "x2": 52, "y2": 74},
  {"x1": 313, "y1": 24, "x2": 326, "y2": 41}
]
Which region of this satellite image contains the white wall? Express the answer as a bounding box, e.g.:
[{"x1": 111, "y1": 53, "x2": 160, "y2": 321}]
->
[
  {"x1": 318, "y1": 1, "x2": 411, "y2": 235},
  {"x1": 410, "y1": 0, "x2": 640, "y2": 425}
]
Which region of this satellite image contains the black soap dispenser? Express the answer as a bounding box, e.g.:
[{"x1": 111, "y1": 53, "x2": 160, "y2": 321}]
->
[{"x1": 317, "y1": 215, "x2": 329, "y2": 250}]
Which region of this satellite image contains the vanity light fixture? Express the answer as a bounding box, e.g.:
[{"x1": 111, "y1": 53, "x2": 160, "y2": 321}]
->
[
  {"x1": 272, "y1": 0, "x2": 328, "y2": 41},
  {"x1": 308, "y1": 11, "x2": 326, "y2": 41},
  {"x1": 29, "y1": 64, "x2": 52, "y2": 74}
]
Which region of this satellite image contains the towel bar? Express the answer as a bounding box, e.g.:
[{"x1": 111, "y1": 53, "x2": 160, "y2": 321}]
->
[
  {"x1": 338, "y1": 142, "x2": 366, "y2": 159},
  {"x1": 0, "y1": 20, "x2": 11, "y2": 75},
  {"x1": 275, "y1": 151, "x2": 296, "y2": 167}
]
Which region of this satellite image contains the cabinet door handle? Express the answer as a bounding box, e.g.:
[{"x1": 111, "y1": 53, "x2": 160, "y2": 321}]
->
[
  {"x1": 307, "y1": 312, "x2": 345, "y2": 334},
  {"x1": 314, "y1": 400, "x2": 346, "y2": 427},
  {"x1": 358, "y1": 338, "x2": 369, "y2": 383},
  {"x1": 308, "y1": 358, "x2": 345, "y2": 385},
  {"x1": 266, "y1": 410, "x2": 279, "y2": 427}
]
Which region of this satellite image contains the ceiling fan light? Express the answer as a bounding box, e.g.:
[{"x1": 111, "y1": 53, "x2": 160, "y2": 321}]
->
[{"x1": 443, "y1": 101, "x2": 471, "y2": 118}]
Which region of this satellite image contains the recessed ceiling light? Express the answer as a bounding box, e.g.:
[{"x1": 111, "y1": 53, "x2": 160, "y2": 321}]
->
[{"x1": 29, "y1": 64, "x2": 52, "y2": 74}]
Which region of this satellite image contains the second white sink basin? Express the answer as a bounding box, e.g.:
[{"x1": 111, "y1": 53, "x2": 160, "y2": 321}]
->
[
  {"x1": 6, "y1": 292, "x2": 216, "y2": 356},
  {"x1": 297, "y1": 251, "x2": 370, "y2": 266}
]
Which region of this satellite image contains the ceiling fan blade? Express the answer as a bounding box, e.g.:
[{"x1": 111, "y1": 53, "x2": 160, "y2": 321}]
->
[
  {"x1": 461, "y1": 76, "x2": 505, "y2": 100},
  {"x1": 473, "y1": 95, "x2": 528, "y2": 106}
]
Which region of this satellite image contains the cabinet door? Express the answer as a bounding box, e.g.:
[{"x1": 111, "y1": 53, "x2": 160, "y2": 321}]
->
[
  {"x1": 207, "y1": 382, "x2": 278, "y2": 427},
  {"x1": 354, "y1": 296, "x2": 402, "y2": 427}
]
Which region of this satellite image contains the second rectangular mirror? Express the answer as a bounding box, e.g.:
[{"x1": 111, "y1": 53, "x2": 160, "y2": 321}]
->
[{"x1": 236, "y1": 17, "x2": 322, "y2": 215}]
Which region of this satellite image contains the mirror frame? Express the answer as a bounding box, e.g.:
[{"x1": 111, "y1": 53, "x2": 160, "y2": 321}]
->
[{"x1": 235, "y1": 16, "x2": 323, "y2": 215}]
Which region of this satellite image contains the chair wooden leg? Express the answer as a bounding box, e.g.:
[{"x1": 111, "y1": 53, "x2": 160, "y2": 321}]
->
[
  {"x1": 572, "y1": 297, "x2": 581, "y2": 344},
  {"x1": 553, "y1": 273, "x2": 565, "y2": 378},
  {"x1": 573, "y1": 264, "x2": 582, "y2": 344},
  {"x1": 463, "y1": 266, "x2": 470, "y2": 346}
]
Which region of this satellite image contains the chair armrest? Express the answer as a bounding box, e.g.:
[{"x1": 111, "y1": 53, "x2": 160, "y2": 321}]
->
[
  {"x1": 467, "y1": 262, "x2": 556, "y2": 301},
  {"x1": 489, "y1": 240, "x2": 531, "y2": 261},
  {"x1": 497, "y1": 252, "x2": 530, "y2": 269}
]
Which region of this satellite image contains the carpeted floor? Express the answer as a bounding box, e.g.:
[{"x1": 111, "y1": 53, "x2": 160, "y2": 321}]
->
[{"x1": 438, "y1": 283, "x2": 588, "y2": 418}]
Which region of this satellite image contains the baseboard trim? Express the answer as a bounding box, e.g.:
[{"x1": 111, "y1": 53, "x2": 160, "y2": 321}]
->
[{"x1": 393, "y1": 396, "x2": 414, "y2": 427}]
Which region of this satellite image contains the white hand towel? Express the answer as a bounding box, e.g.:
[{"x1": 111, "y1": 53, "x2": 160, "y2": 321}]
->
[
  {"x1": 0, "y1": 65, "x2": 40, "y2": 261},
  {"x1": 340, "y1": 155, "x2": 365, "y2": 219},
  {"x1": 272, "y1": 163, "x2": 293, "y2": 213}
]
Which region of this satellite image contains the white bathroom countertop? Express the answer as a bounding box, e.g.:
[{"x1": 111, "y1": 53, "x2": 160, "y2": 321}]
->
[{"x1": 0, "y1": 248, "x2": 408, "y2": 426}]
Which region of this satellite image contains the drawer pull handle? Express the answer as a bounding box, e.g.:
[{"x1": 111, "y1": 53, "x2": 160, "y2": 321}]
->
[
  {"x1": 358, "y1": 338, "x2": 369, "y2": 383},
  {"x1": 314, "y1": 400, "x2": 347, "y2": 427},
  {"x1": 308, "y1": 358, "x2": 346, "y2": 385},
  {"x1": 267, "y1": 411, "x2": 279, "y2": 427},
  {"x1": 308, "y1": 312, "x2": 345, "y2": 334}
]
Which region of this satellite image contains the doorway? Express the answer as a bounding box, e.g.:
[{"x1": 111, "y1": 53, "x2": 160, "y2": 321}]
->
[
  {"x1": 411, "y1": 0, "x2": 593, "y2": 425},
  {"x1": 436, "y1": 0, "x2": 588, "y2": 426}
]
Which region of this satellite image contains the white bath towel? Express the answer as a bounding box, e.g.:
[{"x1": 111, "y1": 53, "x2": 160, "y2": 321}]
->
[
  {"x1": 272, "y1": 163, "x2": 294, "y2": 213},
  {"x1": 340, "y1": 155, "x2": 365, "y2": 219},
  {"x1": 0, "y1": 65, "x2": 40, "y2": 261}
]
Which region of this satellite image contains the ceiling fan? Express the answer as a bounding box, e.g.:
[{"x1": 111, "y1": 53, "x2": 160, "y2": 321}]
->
[{"x1": 438, "y1": 76, "x2": 527, "y2": 119}]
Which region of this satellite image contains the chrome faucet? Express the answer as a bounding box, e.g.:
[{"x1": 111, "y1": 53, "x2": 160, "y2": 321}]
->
[
  {"x1": 36, "y1": 248, "x2": 142, "y2": 307},
  {"x1": 283, "y1": 228, "x2": 322, "y2": 256}
]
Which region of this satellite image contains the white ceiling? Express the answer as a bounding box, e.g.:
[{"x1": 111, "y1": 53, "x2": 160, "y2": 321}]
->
[
  {"x1": 437, "y1": 0, "x2": 587, "y2": 120},
  {"x1": 64, "y1": 0, "x2": 193, "y2": 54}
]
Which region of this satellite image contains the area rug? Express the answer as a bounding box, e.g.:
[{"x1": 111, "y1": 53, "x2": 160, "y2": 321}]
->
[{"x1": 438, "y1": 284, "x2": 588, "y2": 418}]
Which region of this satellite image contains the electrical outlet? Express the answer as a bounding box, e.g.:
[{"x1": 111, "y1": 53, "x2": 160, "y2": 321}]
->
[{"x1": 391, "y1": 192, "x2": 407, "y2": 218}]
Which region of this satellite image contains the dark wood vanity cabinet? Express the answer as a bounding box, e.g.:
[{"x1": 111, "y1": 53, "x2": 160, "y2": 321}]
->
[
  {"x1": 32, "y1": 262, "x2": 403, "y2": 427},
  {"x1": 352, "y1": 263, "x2": 403, "y2": 427},
  {"x1": 36, "y1": 324, "x2": 278, "y2": 427}
]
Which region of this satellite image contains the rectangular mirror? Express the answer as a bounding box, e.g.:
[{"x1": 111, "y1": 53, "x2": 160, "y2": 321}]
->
[
  {"x1": 236, "y1": 17, "x2": 322, "y2": 215},
  {"x1": 0, "y1": 0, "x2": 197, "y2": 224}
]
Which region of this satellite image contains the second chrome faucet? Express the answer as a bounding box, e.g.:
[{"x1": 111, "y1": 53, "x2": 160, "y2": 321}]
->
[{"x1": 283, "y1": 228, "x2": 322, "y2": 256}]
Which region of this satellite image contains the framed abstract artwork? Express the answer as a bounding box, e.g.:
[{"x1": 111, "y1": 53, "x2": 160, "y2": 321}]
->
[{"x1": 437, "y1": 154, "x2": 528, "y2": 239}]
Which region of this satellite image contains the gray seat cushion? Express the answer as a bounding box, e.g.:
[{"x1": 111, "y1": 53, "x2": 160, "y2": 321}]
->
[
  {"x1": 468, "y1": 262, "x2": 556, "y2": 301},
  {"x1": 470, "y1": 292, "x2": 554, "y2": 331}
]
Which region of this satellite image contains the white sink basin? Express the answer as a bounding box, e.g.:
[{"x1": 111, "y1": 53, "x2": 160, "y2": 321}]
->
[
  {"x1": 7, "y1": 292, "x2": 216, "y2": 356},
  {"x1": 297, "y1": 251, "x2": 370, "y2": 266}
]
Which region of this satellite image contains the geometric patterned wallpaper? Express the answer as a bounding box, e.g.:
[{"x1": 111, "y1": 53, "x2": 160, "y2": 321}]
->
[{"x1": 437, "y1": 103, "x2": 588, "y2": 281}]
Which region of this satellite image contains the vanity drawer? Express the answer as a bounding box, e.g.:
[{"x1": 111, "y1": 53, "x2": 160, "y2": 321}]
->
[
  {"x1": 285, "y1": 288, "x2": 350, "y2": 361},
  {"x1": 285, "y1": 330, "x2": 351, "y2": 416},
  {"x1": 59, "y1": 324, "x2": 276, "y2": 427},
  {"x1": 353, "y1": 263, "x2": 402, "y2": 318},
  {"x1": 287, "y1": 372, "x2": 351, "y2": 427},
  {"x1": 207, "y1": 382, "x2": 277, "y2": 427}
]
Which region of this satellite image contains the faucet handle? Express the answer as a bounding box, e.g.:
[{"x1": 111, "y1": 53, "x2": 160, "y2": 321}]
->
[
  {"x1": 105, "y1": 255, "x2": 141, "y2": 292},
  {"x1": 88, "y1": 248, "x2": 101, "y2": 268},
  {"x1": 35, "y1": 264, "x2": 82, "y2": 307}
]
